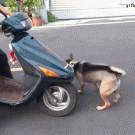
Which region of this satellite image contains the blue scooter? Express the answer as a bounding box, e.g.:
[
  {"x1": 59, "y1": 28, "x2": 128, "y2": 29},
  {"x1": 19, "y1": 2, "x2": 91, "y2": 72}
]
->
[{"x1": 0, "y1": 10, "x2": 77, "y2": 116}]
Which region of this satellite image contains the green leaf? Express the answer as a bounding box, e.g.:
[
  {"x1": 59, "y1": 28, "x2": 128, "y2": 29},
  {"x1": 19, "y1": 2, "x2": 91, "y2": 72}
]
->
[
  {"x1": 47, "y1": 11, "x2": 57, "y2": 22},
  {"x1": 5, "y1": 0, "x2": 17, "y2": 12}
]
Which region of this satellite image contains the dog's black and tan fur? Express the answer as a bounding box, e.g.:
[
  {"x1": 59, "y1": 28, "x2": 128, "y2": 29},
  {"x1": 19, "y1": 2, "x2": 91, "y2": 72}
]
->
[{"x1": 66, "y1": 54, "x2": 126, "y2": 111}]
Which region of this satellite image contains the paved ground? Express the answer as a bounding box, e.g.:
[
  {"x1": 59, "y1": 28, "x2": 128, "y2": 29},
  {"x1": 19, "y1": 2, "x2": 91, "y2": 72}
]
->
[
  {"x1": 31, "y1": 15, "x2": 135, "y2": 29},
  {"x1": 0, "y1": 17, "x2": 135, "y2": 135}
]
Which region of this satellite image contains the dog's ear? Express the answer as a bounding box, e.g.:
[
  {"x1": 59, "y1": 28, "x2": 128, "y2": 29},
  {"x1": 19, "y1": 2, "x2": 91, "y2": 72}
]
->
[
  {"x1": 70, "y1": 53, "x2": 73, "y2": 61},
  {"x1": 65, "y1": 59, "x2": 71, "y2": 63},
  {"x1": 65, "y1": 53, "x2": 73, "y2": 63}
]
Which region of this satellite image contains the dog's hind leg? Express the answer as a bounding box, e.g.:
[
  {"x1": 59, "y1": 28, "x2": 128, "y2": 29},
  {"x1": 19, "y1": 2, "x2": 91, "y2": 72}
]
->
[
  {"x1": 96, "y1": 80, "x2": 112, "y2": 110},
  {"x1": 113, "y1": 90, "x2": 120, "y2": 103},
  {"x1": 96, "y1": 93, "x2": 111, "y2": 111}
]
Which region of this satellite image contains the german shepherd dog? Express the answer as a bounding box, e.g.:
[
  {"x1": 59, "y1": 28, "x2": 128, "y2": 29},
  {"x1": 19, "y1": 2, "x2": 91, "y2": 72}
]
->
[{"x1": 66, "y1": 54, "x2": 126, "y2": 111}]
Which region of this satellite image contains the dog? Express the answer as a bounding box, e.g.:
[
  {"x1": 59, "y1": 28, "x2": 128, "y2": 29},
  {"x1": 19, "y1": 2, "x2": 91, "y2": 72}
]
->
[{"x1": 66, "y1": 54, "x2": 126, "y2": 111}]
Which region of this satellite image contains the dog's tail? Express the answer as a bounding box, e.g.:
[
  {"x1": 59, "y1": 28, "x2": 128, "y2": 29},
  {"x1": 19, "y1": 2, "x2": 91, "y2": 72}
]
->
[{"x1": 110, "y1": 66, "x2": 126, "y2": 77}]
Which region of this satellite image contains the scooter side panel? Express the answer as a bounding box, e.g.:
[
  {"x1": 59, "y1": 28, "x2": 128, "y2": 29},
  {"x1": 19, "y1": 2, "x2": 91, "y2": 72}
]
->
[{"x1": 12, "y1": 32, "x2": 74, "y2": 80}]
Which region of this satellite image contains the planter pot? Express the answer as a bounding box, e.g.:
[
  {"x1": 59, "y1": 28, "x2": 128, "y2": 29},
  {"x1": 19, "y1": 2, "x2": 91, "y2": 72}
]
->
[{"x1": 32, "y1": 16, "x2": 42, "y2": 26}]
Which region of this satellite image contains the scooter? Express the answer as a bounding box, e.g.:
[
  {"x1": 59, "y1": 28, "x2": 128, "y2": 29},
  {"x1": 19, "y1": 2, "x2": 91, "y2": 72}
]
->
[{"x1": 0, "y1": 10, "x2": 77, "y2": 117}]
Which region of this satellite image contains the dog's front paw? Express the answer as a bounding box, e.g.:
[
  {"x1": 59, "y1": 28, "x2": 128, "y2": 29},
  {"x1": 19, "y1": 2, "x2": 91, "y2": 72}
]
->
[
  {"x1": 77, "y1": 90, "x2": 83, "y2": 94},
  {"x1": 113, "y1": 99, "x2": 117, "y2": 103},
  {"x1": 113, "y1": 94, "x2": 120, "y2": 103},
  {"x1": 113, "y1": 99, "x2": 120, "y2": 104}
]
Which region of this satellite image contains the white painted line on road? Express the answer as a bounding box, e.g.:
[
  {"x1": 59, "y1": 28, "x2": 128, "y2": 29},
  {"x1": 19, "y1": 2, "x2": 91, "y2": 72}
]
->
[
  {"x1": 79, "y1": 16, "x2": 135, "y2": 21},
  {"x1": 107, "y1": 16, "x2": 135, "y2": 20},
  {"x1": 11, "y1": 67, "x2": 23, "y2": 72},
  {"x1": 75, "y1": 20, "x2": 135, "y2": 26}
]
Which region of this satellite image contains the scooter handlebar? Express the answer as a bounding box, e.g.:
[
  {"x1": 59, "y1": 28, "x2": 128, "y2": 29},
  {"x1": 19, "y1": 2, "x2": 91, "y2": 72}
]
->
[{"x1": 0, "y1": 9, "x2": 7, "y2": 19}]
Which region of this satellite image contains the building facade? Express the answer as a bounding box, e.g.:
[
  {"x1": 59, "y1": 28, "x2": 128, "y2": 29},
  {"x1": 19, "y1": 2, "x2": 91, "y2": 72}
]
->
[
  {"x1": 50, "y1": 0, "x2": 135, "y2": 19},
  {"x1": 1, "y1": 0, "x2": 135, "y2": 19}
]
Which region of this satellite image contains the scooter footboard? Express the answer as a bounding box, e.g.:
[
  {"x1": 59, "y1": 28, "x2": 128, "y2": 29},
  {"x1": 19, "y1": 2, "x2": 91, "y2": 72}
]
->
[
  {"x1": 0, "y1": 75, "x2": 23, "y2": 103},
  {"x1": 21, "y1": 73, "x2": 41, "y2": 97},
  {"x1": 0, "y1": 73, "x2": 41, "y2": 105}
]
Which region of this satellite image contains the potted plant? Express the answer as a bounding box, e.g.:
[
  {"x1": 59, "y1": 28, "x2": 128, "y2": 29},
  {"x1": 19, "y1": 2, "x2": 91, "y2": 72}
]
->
[
  {"x1": 5, "y1": 0, "x2": 35, "y2": 19},
  {"x1": 31, "y1": 0, "x2": 44, "y2": 26},
  {"x1": 20, "y1": 0, "x2": 35, "y2": 19},
  {"x1": 31, "y1": 8, "x2": 42, "y2": 26}
]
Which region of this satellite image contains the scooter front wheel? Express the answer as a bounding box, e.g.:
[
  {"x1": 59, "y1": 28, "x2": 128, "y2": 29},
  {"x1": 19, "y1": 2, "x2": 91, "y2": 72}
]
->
[{"x1": 37, "y1": 82, "x2": 77, "y2": 117}]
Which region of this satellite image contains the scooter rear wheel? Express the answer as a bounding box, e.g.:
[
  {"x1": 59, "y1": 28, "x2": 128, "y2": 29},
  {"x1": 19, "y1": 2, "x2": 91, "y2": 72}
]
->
[{"x1": 37, "y1": 82, "x2": 77, "y2": 117}]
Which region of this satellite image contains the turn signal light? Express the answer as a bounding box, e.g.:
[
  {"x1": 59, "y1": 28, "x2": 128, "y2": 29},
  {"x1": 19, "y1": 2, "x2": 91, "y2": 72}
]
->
[{"x1": 37, "y1": 66, "x2": 60, "y2": 78}]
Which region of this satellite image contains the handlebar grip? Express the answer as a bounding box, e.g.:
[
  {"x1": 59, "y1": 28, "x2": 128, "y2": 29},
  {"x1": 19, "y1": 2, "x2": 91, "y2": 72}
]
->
[{"x1": 0, "y1": 9, "x2": 7, "y2": 19}]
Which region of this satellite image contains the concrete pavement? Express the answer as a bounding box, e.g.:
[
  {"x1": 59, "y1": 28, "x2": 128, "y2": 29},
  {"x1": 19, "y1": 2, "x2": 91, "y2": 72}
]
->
[{"x1": 31, "y1": 15, "x2": 135, "y2": 30}]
